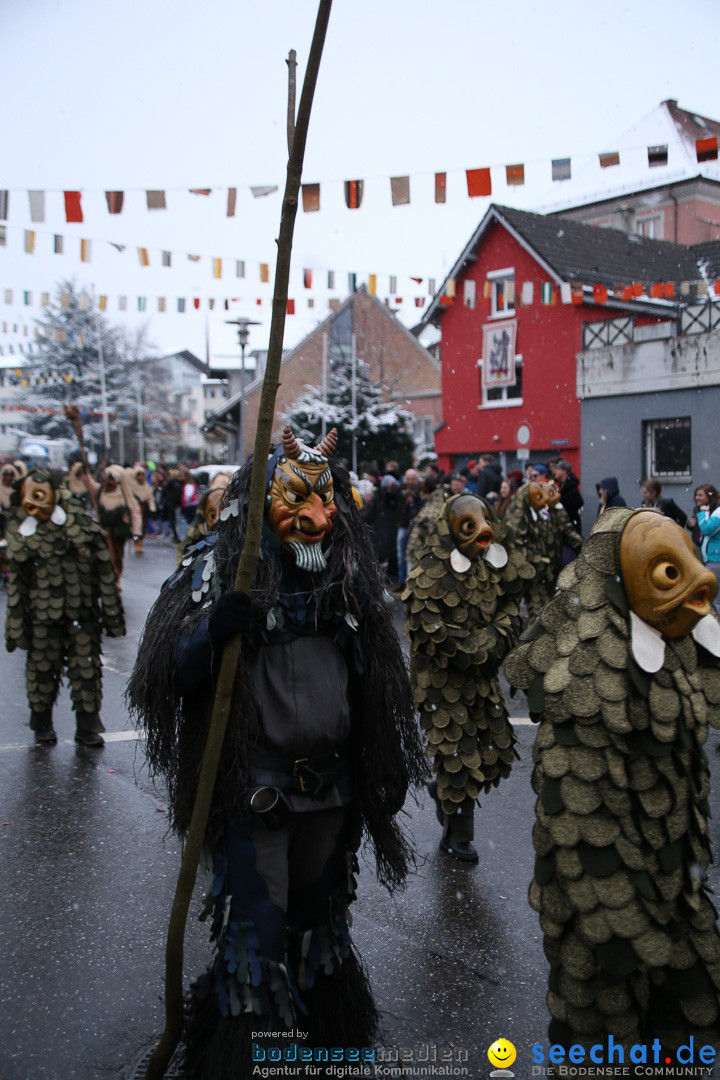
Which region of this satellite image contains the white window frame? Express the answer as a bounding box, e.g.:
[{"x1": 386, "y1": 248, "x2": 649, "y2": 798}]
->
[
  {"x1": 643, "y1": 416, "x2": 691, "y2": 480},
  {"x1": 486, "y1": 266, "x2": 516, "y2": 319},
  {"x1": 478, "y1": 353, "x2": 524, "y2": 408},
  {"x1": 635, "y1": 213, "x2": 663, "y2": 240}
]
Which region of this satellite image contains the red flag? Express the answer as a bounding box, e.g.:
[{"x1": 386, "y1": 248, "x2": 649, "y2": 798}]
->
[
  {"x1": 193, "y1": 298, "x2": 201, "y2": 309},
  {"x1": 286, "y1": 299, "x2": 295, "y2": 314},
  {"x1": 303, "y1": 269, "x2": 312, "y2": 289},
  {"x1": 505, "y1": 164, "x2": 525, "y2": 186},
  {"x1": 650, "y1": 282, "x2": 663, "y2": 299},
  {"x1": 434, "y1": 173, "x2": 446, "y2": 203},
  {"x1": 439, "y1": 295, "x2": 454, "y2": 307},
  {"x1": 632, "y1": 282, "x2": 644, "y2": 297},
  {"x1": 663, "y1": 282, "x2": 675, "y2": 298},
  {"x1": 715, "y1": 281, "x2": 720, "y2": 295},
  {"x1": 344, "y1": 180, "x2": 363, "y2": 209},
  {"x1": 696, "y1": 137, "x2": 718, "y2": 163},
  {"x1": 64, "y1": 191, "x2": 83, "y2": 223},
  {"x1": 592, "y1": 284, "x2": 608, "y2": 304},
  {"x1": 466, "y1": 168, "x2": 492, "y2": 198}
]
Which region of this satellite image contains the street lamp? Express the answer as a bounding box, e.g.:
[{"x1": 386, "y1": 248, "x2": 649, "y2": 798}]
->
[{"x1": 225, "y1": 318, "x2": 260, "y2": 462}]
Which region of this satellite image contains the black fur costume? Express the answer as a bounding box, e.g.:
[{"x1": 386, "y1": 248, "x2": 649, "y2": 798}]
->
[{"x1": 126, "y1": 460, "x2": 427, "y2": 1077}]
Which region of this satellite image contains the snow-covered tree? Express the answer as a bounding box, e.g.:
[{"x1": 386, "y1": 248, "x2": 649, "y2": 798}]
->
[
  {"x1": 282, "y1": 351, "x2": 415, "y2": 470},
  {"x1": 21, "y1": 281, "x2": 171, "y2": 461}
]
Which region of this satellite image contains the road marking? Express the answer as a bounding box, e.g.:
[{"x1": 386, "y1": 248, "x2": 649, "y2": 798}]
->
[{"x1": 0, "y1": 729, "x2": 142, "y2": 752}]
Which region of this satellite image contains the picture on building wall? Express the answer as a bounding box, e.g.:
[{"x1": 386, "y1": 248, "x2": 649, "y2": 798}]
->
[{"x1": 482, "y1": 319, "x2": 517, "y2": 387}]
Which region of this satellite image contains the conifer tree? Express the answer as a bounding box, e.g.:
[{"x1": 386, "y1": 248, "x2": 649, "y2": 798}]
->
[{"x1": 282, "y1": 351, "x2": 415, "y2": 469}]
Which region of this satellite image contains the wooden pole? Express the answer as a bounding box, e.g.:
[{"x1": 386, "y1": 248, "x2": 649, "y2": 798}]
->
[
  {"x1": 144, "y1": 4, "x2": 333, "y2": 1076},
  {"x1": 63, "y1": 404, "x2": 98, "y2": 515}
]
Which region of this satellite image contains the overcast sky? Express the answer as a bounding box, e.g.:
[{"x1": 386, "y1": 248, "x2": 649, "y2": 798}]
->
[{"x1": 3, "y1": 0, "x2": 720, "y2": 363}]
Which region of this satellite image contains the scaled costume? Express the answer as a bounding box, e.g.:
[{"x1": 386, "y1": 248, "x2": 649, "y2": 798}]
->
[
  {"x1": 504, "y1": 481, "x2": 556, "y2": 621},
  {"x1": 4, "y1": 469, "x2": 125, "y2": 745},
  {"x1": 402, "y1": 493, "x2": 533, "y2": 861},
  {"x1": 504, "y1": 508, "x2": 720, "y2": 1060},
  {"x1": 127, "y1": 428, "x2": 426, "y2": 1078}
]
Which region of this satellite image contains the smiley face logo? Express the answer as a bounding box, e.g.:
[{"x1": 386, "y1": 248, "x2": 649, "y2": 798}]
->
[{"x1": 488, "y1": 1038, "x2": 516, "y2": 1070}]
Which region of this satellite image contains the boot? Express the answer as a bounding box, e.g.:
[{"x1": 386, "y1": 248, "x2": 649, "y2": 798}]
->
[
  {"x1": 440, "y1": 806, "x2": 478, "y2": 863},
  {"x1": 74, "y1": 712, "x2": 105, "y2": 747},
  {"x1": 133, "y1": 536, "x2": 143, "y2": 554},
  {"x1": 31, "y1": 709, "x2": 57, "y2": 745}
]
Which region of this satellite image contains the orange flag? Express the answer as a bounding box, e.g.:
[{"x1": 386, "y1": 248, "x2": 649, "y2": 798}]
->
[{"x1": 466, "y1": 168, "x2": 492, "y2": 197}]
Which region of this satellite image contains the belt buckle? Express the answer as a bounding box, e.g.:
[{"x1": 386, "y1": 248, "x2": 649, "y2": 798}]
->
[{"x1": 293, "y1": 757, "x2": 311, "y2": 793}]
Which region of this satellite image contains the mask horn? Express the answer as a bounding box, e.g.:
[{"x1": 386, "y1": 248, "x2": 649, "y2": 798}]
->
[
  {"x1": 315, "y1": 427, "x2": 337, "y2": 459},
  {"x1": 282, "y1": 425, "x2": 301, "y2": 460}
]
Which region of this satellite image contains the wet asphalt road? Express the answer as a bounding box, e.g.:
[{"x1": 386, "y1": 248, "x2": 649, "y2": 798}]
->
[{"x1": 2, "y1": 536, "x2": 720, "y2": 1080}]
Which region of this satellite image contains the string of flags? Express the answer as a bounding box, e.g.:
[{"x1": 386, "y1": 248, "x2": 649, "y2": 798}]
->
[
  {"x1": 0, "y1": 133, "x2": 717, "y2": 222},
  {"x1": 0, "y1": 400, "x2": 191, "y2": 424}
]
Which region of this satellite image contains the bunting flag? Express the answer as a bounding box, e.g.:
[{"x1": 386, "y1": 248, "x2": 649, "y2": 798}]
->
[
  {"x1": 592, "y1": 283, "x2": 608, "y2": 304},
  {"x1": 212, "y1": 258, "x2": 222, "y2": 279},
  {"x1": 24, "y1": 230, "x2": 35, "y2": 254},
  {"x1": 552, "y1": 158, "x2": 571, "y2": 181},
  {"x1": 445, "y1": 278, "x2": 456, "y2": 299},
  {"x1": 303, "y1": 269, "x2": 312, "y2": 288},
  {"x1": 189, "y1": 188, "x2": 211, "y2": 196},
  {"x1": 506, "y1": 163, "x2": 525, "y2": 186},
  {"x1": 105, "y1": 191, "x2": 124, "y2": 214},
  {"x1": 250, "y1": 185, "x2": 278, "y2": 198},
  {"x1": 560, "y1": 282, "x2": 572, "y2": 304},
  {"x1": 119, "y1": 296, "x2": 128, "y2": 311},
  {"x1": 541, "y1": 282, "x2": 555, "y2": 304},
  {"x1": 226, "y1": 188, "x2": 237, "y2": 217},
  {"x1": 327, "y1": 270, "x2": 335, "y2": 290},
  {"x1": 146, "y1": 190, "x2": 166, "y2": 210},
  {"x1": 521, "y1": 281, "x2": 534, "y2": 306},
  {"x1": 260, "y1": 263, "x2": 269, "y2": 283},
  {"x1": 193, "y1": 298, "x2": 200, "y2": 310},
  {"x1": 466, "y1": 168, "x2": 492, "y2": 198},
  {"x1": 0, "y1": 191, "x2": 8, "y2": 219},
  {"x1": 286, "y1": 299, "x2": 295, "y2": 314},
  {"x1": 390, "y1": 176, "x2": 410, "y2": 206},
  {"x1": 348, "y1": 272, "x2": 357, "y2": 292},
  {"x1": 236, "y1": 260, "x2": 245, "y2": 278},
  {"x1": 344, "y1": 180, "x2": 363, "y2": 209},
  {"x1": 648, "y1": 144, "x2": 668, "y2": 167},
  {"x1": 434, "y1": 173, "x2": 447, "y2": 204},
  {"x1": 368, "y1": 274, "x2": 377, "y2": 295},
  {"x1": 188, "y1": 254, "x2": 201, "y2": 262},
  {"x1": 696, "y1": 136, "x2": 718, "y2": 162},
  {"x1": 162, "y1": 250, "x2": 171, "y2": 267},
  {"x1": 463, "y1": 280, "x2": 476, "y2": 308},
  {"x1": 99, "y1": 295, "x2": 107, "y2": 310},
  {"x1": 64, "y1": 191, "x2": 83, "y2": 223},
  {"x1": 138, "y1": 247, "x2": 150, "y2": 267},
  {"x1": 301, "y1": 183, "x2": 320, "y2": 212},
  {"x1": 389, "y1": 276, "x2": 397, "y2": 294},
  {"x1": 599, "y1": 151, "x2": 620, "y2": 168},
  {"x1": 28, "y1": 191, "x2": 45, "y2": 222},
  {"x1": 80, "y1": 238, "x2": 91, "y2": 263}
]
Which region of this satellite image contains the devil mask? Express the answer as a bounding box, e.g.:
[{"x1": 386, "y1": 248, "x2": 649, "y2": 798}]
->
[{"x1": 266, "y1": 426, "x2": 338, "y2": 572}]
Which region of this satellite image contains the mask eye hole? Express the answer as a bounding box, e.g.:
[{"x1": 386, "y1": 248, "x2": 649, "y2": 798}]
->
[
  {"x1": 284, "y1": 489, "x2": 304, "y2": 506},
  {"x1": 651, "y1": 561, "x2": 681, "y2": 590},
  {"x1": 318, "y1": 488, "x2": 334, "y2": 505},
  {"x1": 459, "y1": 517, "x2": 475, "y2": 536}
]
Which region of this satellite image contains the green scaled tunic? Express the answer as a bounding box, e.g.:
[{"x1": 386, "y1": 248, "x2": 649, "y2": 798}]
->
[
  {"x1": 402, "y1": 496, "x2": 534, "y2": 818},
  {"x1": 5, "y1": 492, "x2": 125, "y2": 714},
  {"x1": 504, "y1": 507, "x2": 720, "y2": 1055},
  {"x1": 503, "y1": 483, "x2": 555, "y2": 621}
]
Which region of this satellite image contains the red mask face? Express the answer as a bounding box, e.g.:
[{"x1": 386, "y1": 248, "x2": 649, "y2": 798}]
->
[
  {"x1": 448, "y1": 495, "x2": 494, "y2": 561},
  {"x1": 21, "y1": 478, "x2": 56, "y2": 522},
  {"x1": 267, "y1": 456, "x2": 337, "y2": 570},
  {"x1": 620, "y1": 511, "x2": 717, "y2": 638}
]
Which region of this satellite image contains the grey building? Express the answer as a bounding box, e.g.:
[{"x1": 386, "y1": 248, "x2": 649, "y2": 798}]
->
[{"x1": 578, "y1": 301, "x2": 720, "y2": 519}]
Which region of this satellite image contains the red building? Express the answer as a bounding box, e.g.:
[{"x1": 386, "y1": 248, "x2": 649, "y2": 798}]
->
[{"x1": 422, "y1": 203, "x2": 714, "y2": 478}]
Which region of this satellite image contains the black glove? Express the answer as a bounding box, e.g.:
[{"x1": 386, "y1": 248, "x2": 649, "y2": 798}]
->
[{"x1": 208, "y1": 591, "x2": 263, "y2": 648}]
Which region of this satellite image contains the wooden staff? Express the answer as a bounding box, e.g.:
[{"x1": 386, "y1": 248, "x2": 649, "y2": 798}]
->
[
  {"x1": 144, "y1": 3, "x2": 333, "y2": 1076},
  {"x1": 63, "y1": 404, "x2": 98, "y2": 514}
]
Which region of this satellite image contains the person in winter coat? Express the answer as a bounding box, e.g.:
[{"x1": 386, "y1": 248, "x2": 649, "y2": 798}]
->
[
  {"x1": 97, "y1": 465, "x2": 133, "y2": 586},
  {"x1": 551, "y1": 459, "x2": 584, "y2": 534},
  {"x1": 474, "y1": 454, "x2": 504, "y2": 501},
  {"x1": 687, "y1": 483, "x2": 713, "y2": 550},
  {"x1": 596, "y1": 475, "x2": 626, "y2": 517},
  {"x1": 125, "y1": 463, "x2": 156, "y2": 552},
  {"x1": 696, "y1": 483, "x2": 720, "y2": 612},
  {"x1": 641, "y1": 478, "x2": 687, "y2": 527}
]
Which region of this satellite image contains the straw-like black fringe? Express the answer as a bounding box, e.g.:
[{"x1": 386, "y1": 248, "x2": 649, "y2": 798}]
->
[
  {"x1": 181, "y1": 948, "x2": 378, "y2": 1080},
  {"x1": 126, "y1": 460, "x2": 427, "y2": 886}
]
